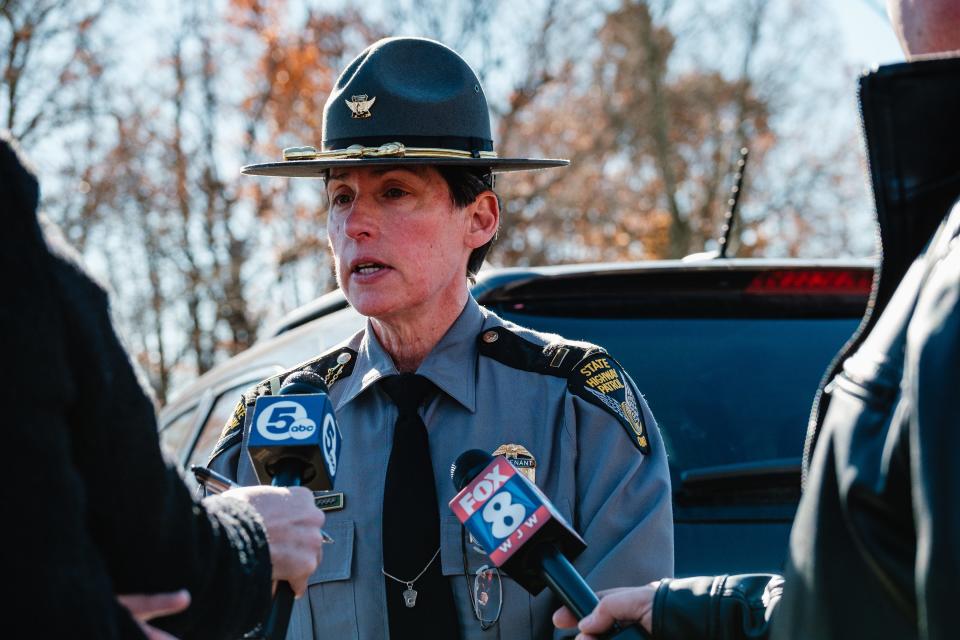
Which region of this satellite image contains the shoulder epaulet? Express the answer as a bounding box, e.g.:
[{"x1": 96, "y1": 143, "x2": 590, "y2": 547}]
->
[
  {"x1": 478, "y1": 326, "x2": 650, "y2": 454},
  {"x1": 207, "y1": 346, "x2": 358, "y2": 463},
  {"x1": 267, "y1": 346, "x2": 359, "y2": 396},
  {"x1": 476, "y1": 326, "x2": 593, "y2": 376}
]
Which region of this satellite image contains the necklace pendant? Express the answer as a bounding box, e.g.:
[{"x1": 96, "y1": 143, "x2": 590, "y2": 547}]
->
[{"x1": 403, "y1": 587, "x2": 418, "y2": 608}]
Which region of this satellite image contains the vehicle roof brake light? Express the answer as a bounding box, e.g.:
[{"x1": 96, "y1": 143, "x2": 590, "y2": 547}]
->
[{"x1": 745, "y1": 269, "x2": 873, "y2": 295}]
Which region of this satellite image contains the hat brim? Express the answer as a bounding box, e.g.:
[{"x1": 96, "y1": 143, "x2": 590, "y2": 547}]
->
[{"x1": 241, "y1": 156, "x2": 569, "y2": 177}]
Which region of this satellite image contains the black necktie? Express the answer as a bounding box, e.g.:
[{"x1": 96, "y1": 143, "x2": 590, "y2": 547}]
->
[{"x1": 381, "y1": 374, "x2": 460, "y2": 639}]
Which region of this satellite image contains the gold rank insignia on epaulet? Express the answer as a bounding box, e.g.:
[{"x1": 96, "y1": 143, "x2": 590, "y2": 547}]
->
[
  {"x1": 317, "y1": 348, "x2": 357, "y2": 388},
  {"x1": 272, "y1": 346, "x2": 359, "y2": 392},
  {"x1": 478, "y1": 325, "x2": 650, "y2": 455}
]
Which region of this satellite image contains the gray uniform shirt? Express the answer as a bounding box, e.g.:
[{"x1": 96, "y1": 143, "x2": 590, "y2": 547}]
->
[{"x1": 210, "y1": 297, "x2": 673, "y2": 639}]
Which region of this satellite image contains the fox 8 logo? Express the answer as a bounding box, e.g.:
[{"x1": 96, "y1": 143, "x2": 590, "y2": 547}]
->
[
  {"x1": 473, "y1": 482, "x2": 539, "y2": 546},
  {"x1": 482, "y1": 491, "x2": 527, "y2": 538}
]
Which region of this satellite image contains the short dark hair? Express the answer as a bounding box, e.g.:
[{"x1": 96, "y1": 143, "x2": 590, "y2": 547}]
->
[{"x1": 436, "y1": 165, "x2": 499, "y2": 279}]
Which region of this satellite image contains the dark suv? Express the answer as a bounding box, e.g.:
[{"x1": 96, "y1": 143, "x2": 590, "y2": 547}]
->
[{"x1": 158, "y1": 258, "x2": 871, "y2": 577}]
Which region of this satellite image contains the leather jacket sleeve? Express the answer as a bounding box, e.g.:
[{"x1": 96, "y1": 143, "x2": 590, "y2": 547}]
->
[
  {"x1": 904, "y1": 203, "x2": 960, "y2": 639},
  {"x1": 652, "y1": 574, "x2": 783, "y2": 640}
]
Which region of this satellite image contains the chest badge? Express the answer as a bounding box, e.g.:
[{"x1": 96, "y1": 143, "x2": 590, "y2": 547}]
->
[
  {"x1": 492, "y1": 443, "x2": 537, "y2": 484},
  {"x1": 345, "y1": 94, "x2": 376, "y2": 119}
]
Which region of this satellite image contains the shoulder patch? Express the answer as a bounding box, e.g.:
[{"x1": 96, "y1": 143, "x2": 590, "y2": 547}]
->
[
  {"x1": 208, "y1": 398, "x2": 246, "y2": 463},
  {"x1": 478, "y1": 327, "x2": 649, "y2": 454},
  {"x1": 568, "y1": 352, "x2": 650, "y2": 454}
]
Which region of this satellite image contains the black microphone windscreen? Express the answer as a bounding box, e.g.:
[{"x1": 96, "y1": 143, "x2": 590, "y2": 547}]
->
[
  {"x1": 451, "y1": 449, "x2": 494, "y2": 491},
  {"x1": 279, "y1": 370, "x2": 328, "y2": 395}
]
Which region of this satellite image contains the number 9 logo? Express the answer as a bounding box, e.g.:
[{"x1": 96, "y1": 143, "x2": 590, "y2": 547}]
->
[{"x1": 482, "y1": 492, "x2": 526, "y2": 539}]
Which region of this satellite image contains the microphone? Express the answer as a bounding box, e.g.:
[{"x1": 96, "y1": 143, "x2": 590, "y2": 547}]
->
[
  {"x1": 247, "y1": 371, "x2": 341, "y2": 491},
  {"x1": 246, "y1": 371, "x2": 342, "y2": 640},
  {"x1": 450, "y1": 450, "x2": 647, "y2": 640}
]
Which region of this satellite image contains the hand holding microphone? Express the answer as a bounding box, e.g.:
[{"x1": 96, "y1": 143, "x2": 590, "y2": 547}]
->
[
  {"x1": 192, "y1": 466, "x2": 334, "y2": 544},
  {"x1": 218, "y1": 485, "x2": 326, "y2": 596},
  {"x1": 552, "y1": 584, "x2": 659, "y2": 638},
  {"x1": 450, "y1": 450, "x2": 648, "y2": 640}
]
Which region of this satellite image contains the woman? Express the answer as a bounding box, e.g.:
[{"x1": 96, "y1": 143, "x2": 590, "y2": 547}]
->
[{"x1": 210, "y1": 36, "x2": 673, "y2": 640}]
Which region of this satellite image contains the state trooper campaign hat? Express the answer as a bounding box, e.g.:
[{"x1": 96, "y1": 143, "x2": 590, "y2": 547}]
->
[{"x1": 242, "y1": 37, "x2": 569, "y2": 177}]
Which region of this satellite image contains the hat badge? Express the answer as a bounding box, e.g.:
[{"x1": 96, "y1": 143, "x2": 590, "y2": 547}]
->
[{"x1": 345, "y1": 94, "x2": 376, "y2": 119}]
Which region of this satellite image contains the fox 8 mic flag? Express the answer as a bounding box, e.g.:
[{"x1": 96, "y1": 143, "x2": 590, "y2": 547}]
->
[{"x1": 450, "y1": 457, "x2": 553, "y2": 565}]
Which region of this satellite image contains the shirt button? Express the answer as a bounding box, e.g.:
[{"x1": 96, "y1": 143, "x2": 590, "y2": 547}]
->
[
  {"x1": 337, "y1": 352, "x2": 352, "y2": 364},
  {"x1": 482, "y1": 330, "x2": 499, "y2": 343}
]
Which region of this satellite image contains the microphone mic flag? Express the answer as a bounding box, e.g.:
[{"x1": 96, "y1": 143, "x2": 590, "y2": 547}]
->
[
  {"x1": 246, "y1": 371, "x2": 342, "y2": 640},
  {"x1": 450, "y1": 450, "x2": 585, "y2": 592},
  {"x1": 247, "y1": 370, "x2": 341, "y2": 490},
  {"x1": 450, "y1": 450, "x2": 648, "y2": 639}
]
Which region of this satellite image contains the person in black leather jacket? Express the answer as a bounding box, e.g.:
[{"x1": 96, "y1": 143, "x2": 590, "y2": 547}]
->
[
  {"x1": 0, "y1": 133, "x2": 328, "y2": 638},
  {"x1": 554, "y1": 1, "x2": 960, "y2": 638}
]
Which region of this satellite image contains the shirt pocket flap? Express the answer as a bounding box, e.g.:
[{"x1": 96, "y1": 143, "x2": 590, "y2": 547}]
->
[
  {"x1": 440, "y1": 515, "x2": 491, "y2": 577},
  {"x1": 307, "y1": 519, "x2": 354, "y2": 584}
]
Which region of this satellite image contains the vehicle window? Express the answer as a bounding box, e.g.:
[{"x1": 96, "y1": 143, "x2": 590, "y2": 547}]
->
[
  {"x1": 183, "y1": 386, "x2": 250, "y2": 492},
  {"x1": 159, "y1": 408, "x2": 198, "y2": 462},
  {"x1": 497, "y1": 312, "x2": 859, "y2": 496}
]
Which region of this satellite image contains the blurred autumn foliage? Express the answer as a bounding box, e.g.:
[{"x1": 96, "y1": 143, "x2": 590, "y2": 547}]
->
[{"x1": 2, "y1": 0, "x2": 870, "y2": 400}]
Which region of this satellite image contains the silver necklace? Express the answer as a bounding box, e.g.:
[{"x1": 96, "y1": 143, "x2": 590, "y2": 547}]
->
[{"x1": 381, "y1": 547, "x2": 441, "y2": 608}]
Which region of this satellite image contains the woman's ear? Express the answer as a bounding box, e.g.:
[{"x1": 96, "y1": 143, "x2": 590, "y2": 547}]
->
[{"x1": 465, "y1": 191, "x2": 500, "y2": 249}]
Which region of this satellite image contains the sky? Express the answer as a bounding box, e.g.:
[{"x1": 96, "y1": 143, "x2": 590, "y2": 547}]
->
[
  {"x1": 103, "y1": 1, "x2": 907, "y2": 126},
  {"x1": 833, "y1": 0, "x2": 904, "y2": 67},
  {"x1": 31, "y1": 0, "x2": 910, "y2": 267}
]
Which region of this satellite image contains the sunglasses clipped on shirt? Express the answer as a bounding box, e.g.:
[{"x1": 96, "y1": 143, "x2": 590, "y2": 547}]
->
[{"x1": 461, "y1": 527, "x2": 503, "y2": 630}]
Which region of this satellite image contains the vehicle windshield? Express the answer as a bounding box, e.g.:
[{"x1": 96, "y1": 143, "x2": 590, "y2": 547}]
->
[{"x1": 495, "y1": 312, "x2": 858, "y2": 491}]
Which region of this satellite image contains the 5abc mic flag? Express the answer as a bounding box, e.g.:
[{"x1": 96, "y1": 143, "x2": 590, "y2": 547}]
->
[{"x1": 247, "y1": 393, "x2": 341, "y2": 490}]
